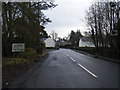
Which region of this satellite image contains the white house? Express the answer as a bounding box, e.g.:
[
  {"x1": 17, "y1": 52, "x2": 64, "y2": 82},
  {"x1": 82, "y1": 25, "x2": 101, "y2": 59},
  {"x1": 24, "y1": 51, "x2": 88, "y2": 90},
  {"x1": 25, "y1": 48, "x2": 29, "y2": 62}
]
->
[
  {"x1": 79, "y1": 36, "x2": 95, "y2": 47},
  {"x1": 42, "y1": 38, "x2": 55, "y2": 48}
]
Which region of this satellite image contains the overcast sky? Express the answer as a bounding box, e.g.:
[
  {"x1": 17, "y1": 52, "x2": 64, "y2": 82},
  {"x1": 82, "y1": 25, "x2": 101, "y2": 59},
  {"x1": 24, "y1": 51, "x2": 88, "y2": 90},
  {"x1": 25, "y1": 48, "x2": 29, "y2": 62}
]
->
[{"x1": 43, "y1": 0, "x2": 94, "y2": 38}]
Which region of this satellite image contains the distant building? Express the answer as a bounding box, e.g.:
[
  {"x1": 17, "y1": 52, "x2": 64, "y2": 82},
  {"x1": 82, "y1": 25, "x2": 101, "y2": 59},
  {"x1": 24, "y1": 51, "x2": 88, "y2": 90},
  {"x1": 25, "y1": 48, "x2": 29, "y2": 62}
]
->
[
  {"x1": 79, "y1": 36, "x2": 95, "y2": 47},
  {"x1": 41, "y1": 38, "x2": 55, "y2": 48},
  {"x1": 56, "y1": 40, "x2": 70, "y2": 46}
]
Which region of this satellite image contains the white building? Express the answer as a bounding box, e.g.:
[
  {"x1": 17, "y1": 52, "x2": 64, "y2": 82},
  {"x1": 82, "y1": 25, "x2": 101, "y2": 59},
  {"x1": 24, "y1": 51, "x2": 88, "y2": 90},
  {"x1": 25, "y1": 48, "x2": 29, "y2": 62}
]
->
[
  {"x1": 42, "y1": 38, "x2": 55, "y2": 48},
  {"x1": 79, "y1": 36, "x2": 95, "y2": 47}
]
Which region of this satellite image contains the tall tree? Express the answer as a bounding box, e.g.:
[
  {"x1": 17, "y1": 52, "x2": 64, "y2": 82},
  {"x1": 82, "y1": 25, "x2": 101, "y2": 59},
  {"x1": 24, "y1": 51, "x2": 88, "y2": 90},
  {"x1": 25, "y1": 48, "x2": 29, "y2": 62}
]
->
[
  {"x1": 2, "y1": 1, "x2": 57, "y2": 56},
  {"x1": 69, "y1": 30, "x2": 76, "y2": 46},
  {"x1": 86, "y1": 1, "x2": 120, "y2": 50},
  {"x1": 69, "y1": 30, "x2": 83, "y2": 47},
  {"x1": 75, "y1": 30, "x2": 83, "y2": 46}
]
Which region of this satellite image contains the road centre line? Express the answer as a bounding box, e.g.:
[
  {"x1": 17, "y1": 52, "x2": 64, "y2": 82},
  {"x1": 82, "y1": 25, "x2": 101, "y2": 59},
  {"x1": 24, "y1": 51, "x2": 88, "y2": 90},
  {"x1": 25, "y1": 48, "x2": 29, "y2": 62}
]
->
[
  {"x1": 65, "y1": 52, "x2": 69, "y2": 57},
  {"x1": 77, "y1": 63, "x2": 98, "y2": 78},
  {"x1": 67, "y1": 55, "x2": 69, "y2": 57},
  {"x1": 69, "y1": 57, "x2": 76, "y2": 62},
  {"x1": 65, "y1": 52, "x2": 98, "y2": 78}
]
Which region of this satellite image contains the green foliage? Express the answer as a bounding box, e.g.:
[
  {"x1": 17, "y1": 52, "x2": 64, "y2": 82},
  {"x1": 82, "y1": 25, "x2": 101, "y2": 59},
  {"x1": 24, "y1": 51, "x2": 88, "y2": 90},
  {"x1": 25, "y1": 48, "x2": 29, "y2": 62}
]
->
[
  {"x1": 3, "y1": 48, "x2": 47, "y2": 67},
  {"x1": 2, "y1": 1, "x2": 57, "y2": 56},
  {"x1": 3, "y1": 58, "x2": 30, "y2": 66},
  {"x1": 41, "y1": 41, "x2": 46, "y2": 49},
  {"x1": 69, "y1": 30, "x2": 83, "y2": 47}
]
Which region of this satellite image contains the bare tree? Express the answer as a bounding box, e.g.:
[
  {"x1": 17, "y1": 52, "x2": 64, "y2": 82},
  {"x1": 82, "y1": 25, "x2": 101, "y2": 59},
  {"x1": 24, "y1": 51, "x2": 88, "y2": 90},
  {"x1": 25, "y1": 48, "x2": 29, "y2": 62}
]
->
[{"x1": 86, "y1": 0, "x2": 120, "y2": 50}]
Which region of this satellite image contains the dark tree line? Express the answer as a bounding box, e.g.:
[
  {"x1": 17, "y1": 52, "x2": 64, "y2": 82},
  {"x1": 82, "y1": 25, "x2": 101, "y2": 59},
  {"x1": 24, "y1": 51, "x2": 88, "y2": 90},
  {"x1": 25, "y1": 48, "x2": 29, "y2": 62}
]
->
[
  {"x1": 86, "y1": 1, "x2": 120, "y2": 51},
  {"x1": 2, "y1": 1, "x2": 57, "y2": 56},
  {"x1": 69, "y1": 30, "x2": 83, "y2": 47}
]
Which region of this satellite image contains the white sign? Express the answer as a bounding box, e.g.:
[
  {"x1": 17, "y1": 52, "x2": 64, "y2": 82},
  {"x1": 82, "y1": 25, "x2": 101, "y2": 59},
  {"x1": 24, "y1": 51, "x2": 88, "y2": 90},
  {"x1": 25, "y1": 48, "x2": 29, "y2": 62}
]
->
[{"x1": 12, "y1": 43, "x2": 25, "y2": 52}]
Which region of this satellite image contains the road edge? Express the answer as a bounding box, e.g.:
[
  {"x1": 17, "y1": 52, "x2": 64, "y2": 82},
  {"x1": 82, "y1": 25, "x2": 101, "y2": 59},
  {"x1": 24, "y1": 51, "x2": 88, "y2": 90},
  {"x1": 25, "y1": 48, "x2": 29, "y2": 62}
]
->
[
  {"x1": 3, "y1": 52, "x2": 50, "y2": 88},
  {"x1": 71, "y1": 49, "x2": 120, "y2": 64}
]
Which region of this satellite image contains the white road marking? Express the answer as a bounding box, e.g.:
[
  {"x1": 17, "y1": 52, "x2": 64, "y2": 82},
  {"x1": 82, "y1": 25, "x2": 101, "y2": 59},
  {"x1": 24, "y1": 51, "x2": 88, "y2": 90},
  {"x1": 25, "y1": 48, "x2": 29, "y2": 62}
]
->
[
  {"x1": 67, "y1": 55, "x2": 69, "y2": 57},
  {"x1": 77, "y1": 63, "x2": 98, "y2": 78},
  {"x1": 65, "y1": 52, "x2": 69, "y2": 57},
  {"x1": 69, "y1": 57, "x2": 75, "y2": 62},
  {"x1": 65, "y1": 52, "x2": 67, "y2": 55},
  {"x1": 65, "y1": 52, "x2": 98, "y2": 78}
]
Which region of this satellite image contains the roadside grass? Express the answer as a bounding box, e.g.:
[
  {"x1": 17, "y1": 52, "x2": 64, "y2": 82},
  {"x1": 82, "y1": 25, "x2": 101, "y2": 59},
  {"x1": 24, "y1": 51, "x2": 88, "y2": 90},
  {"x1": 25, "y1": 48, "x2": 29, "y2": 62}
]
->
[
  {"x1": 3, "y1": 48, "x2": 47, "y2": 66},
  {"x1": 2, "y1": 48, "x2": 47, "y2": 87}
]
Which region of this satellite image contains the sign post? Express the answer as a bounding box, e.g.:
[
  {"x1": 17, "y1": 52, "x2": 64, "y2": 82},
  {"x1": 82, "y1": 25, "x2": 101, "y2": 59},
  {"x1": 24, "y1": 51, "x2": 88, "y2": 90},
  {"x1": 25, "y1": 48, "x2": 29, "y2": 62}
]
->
[{"x1": 12, "y1": 43, "x2": 25, "y2": 52}]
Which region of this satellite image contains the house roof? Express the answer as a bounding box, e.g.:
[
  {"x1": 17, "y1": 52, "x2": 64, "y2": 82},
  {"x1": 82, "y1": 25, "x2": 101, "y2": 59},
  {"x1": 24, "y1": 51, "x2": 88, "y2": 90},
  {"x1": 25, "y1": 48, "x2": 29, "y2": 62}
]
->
[
  {"x1": 41, "y1": 38, "x2": 47, "y2": 41},
  {"x1": 41, "y1": 38, "x2": 56, "y2": 42},
  {"x1": 81, "y1": 36, "x2": 93, "y2": 42}
]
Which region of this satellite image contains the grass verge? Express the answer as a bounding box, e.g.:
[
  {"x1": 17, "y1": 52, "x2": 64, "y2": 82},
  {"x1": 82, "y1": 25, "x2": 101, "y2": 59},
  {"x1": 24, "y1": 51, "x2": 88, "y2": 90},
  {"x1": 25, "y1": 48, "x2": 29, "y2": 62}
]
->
[{"x1": 2, "y1": 48, "x2": 47, "y2": 88}]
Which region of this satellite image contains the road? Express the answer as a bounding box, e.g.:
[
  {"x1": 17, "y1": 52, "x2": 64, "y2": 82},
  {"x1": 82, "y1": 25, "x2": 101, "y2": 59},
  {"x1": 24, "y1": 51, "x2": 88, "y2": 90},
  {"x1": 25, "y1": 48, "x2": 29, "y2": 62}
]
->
[{"x1": 9, "y1": 49, "x2": 119, "y2": 88}]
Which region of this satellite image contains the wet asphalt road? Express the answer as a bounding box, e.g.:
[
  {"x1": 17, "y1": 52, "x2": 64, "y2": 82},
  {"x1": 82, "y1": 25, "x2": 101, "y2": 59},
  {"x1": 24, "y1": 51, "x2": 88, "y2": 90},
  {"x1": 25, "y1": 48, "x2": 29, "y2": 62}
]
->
[{"x1": 9, "y1": 49, "x2": 119, "y2": 88}]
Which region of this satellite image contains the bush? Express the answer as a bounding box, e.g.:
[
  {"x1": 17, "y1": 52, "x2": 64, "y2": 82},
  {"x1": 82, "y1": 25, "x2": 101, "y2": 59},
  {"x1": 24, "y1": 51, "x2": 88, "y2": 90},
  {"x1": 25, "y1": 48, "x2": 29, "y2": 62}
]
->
[
  {"x1": 72, "y1": 47, "x2": 120, "y2": 59},
  {"x1": 41, "y1": 41, "x2": 46, "y2": 50}
]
